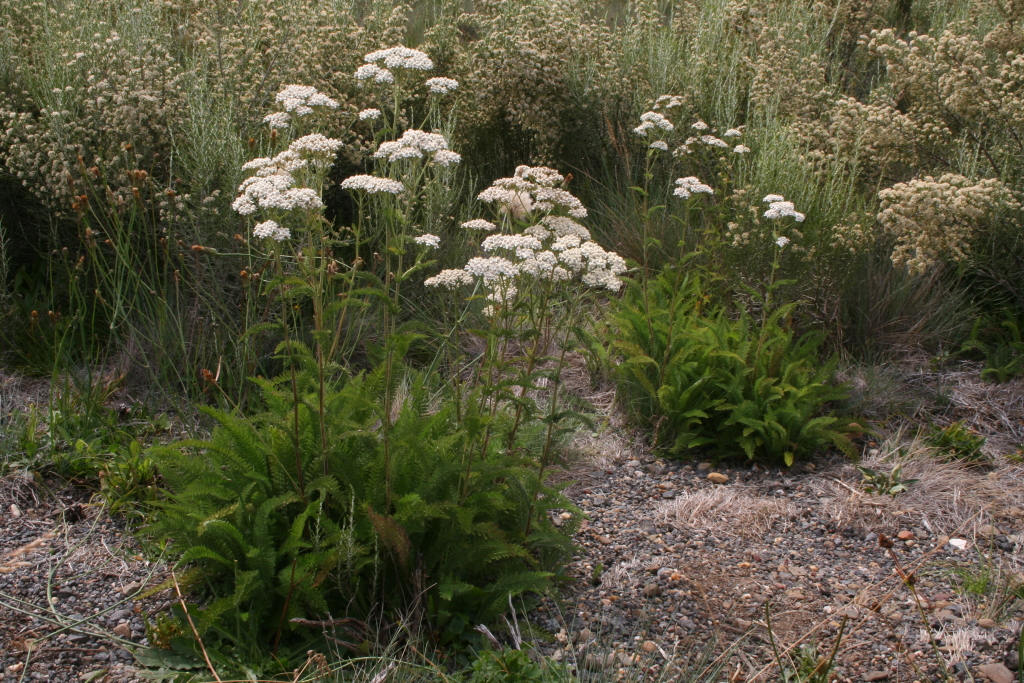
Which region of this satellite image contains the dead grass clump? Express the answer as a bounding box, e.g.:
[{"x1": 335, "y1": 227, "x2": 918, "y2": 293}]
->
[
  {"x1": 812, "y1": 432, "x2": 1024, "y2": 534},
  {"x1": 655, "y1": 487, "x2": 795, "y2": 538}
]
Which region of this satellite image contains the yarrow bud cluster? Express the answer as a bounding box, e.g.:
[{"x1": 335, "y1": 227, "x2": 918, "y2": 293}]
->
[{"x1": 673, "y1": 176, "x2": 714, "y2": 199}]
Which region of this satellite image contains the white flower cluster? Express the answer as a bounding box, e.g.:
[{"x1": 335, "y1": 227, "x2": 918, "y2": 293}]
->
[
  {"x1": 233, "y1": 173, "x2": 322, "y2": 215},
  {"x1": 699, "y1": 135, "x2": 728, "y2": 148},
  {"x1": 461, "y1": 219, "x2": 497, "y2": 231},
  {"x1": 524, "y1": 215, "x2": 591, "y2": 242},
  {"x1": 724, "y1": 128, "x2": 742, "y2": 137},
  {"x1": 414, "y1": 233, "x2": 440, "y2": 248},
  {"x1": 776, "y1": 236, "x2": 790, "y2": 248},
  {"x1": 763, "y1": 194, "x2": 806, "y2": 222},
  {"x1": 650, "y1": 141, "x2": 669, "y2": 151},
  {"x1": 424, "y1": 269, "x2": 475, "y2": 289},
  {"x1": 355, "y1": 46, "x2": 434, "y2": 85},
  {"x1": 673, "y1": 176, "x2": 714, "y2": 199},
  {"x1": 634, "y1": 111, "x2": 674, "y2": 137},
  {"x1": 253, "y1": 220, "x2": 291, "y2": 242},
  {"x1": 653, "y1": 95, "x2": 685, "y2": 110},
  {"x1": 339, "y1": 174, "x2": 404, "y2": 194},
  {"x1": 290, "y1": 133, "x2": 344, "y2": 158},
  {"x1": 358, "y1": 108, "x2": 382, "y2": 120},
  {"x1": 733, "y1": 145, "x2": 751, "y2": 154},
  {"x1": 477, "y1": 165, "x2": 587, "y2": 219},
  {"x1": 242, "y1": 149, "x2": 306, "y2": 175},
  {"x1": 374, "y1": 129, "x2": 461, "y2": 166},
  {"x1": 465, "y1": 256, "x2": 520, "y2": 282},
  {"x1": 482, "y1": 234, "x2": 543, "y2": 259},
  {"x1": 425, "y1": 77, "x2": 459, "y2": 94},
  {"x1": 264, "y1": 85, "x2": 339, "y2": 127},
  {"x1": 691, "y1": 121, "x2": 709, "y2": 131}
]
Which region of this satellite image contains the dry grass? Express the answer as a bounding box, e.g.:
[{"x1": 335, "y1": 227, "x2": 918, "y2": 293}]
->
[
  {"x1": 810, "y1": 432, "x2": 1024, "y2": 535},
  {"x1": 654, "y1": 487, "x2": 795, "y2": 539}
]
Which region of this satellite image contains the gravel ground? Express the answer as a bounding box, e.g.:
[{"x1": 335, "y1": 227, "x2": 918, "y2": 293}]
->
[
  {"x1": 531, "y1": 447, "x2": 1024, "y2": 683},
  {"x1": 1, "y1": 478, "x2": 168, "y2": 683}
]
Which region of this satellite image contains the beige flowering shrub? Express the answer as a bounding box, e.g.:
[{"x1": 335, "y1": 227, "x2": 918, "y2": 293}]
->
[{"x1": 878, "y1": 174, "x2": 1018, "y2": 273}]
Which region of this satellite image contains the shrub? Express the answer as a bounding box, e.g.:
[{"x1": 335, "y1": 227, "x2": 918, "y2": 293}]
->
[
  {"x1": 465, "y1": 648, "x2": 571, "y2": 683},
  {"x1": 608, "y1": 266, "x2": 853, "y2": 466},
  {"x1": 962, "y1": 311, "x2": 1024, "y2": 383},
  {"x1": 926, "y1": 421, "x2": 987, "y2": 462}
]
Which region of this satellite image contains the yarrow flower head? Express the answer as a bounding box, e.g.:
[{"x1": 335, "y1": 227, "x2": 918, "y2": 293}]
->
[
  {"x1": 374, "y1": 129, "x2": 458, "y2": 165},
  {"x1": 414, "y1": 233, "x2": 440, "y2": 249},
  {"x1": 635, "y1": 111, "x2": 674, "y2": 136},
  {"x1": 691, "y1": 120, "x2": 709, "y2": 131},
  {"x1": 424, "y1": 269, "x2": 474, "y2": 289},
  {"x1": 673, "y1": 176, "x2": 714, "y2": 199},
  {"x1": 425, "y1": 77, "x2": 459, "y2": 94},
  {"x1": 263, "y1": 112, "x2": 291, "y2": 128},
  {"x1": 364, "y1": 46, "x2": 434, "y2": 71},
  {"x1": 649, "y1": 141, "x2": 669, "y2": 151},
  {"x1": 733, "y1": 145, "x2": 751, "y2": 154},
  {"x1": 253, "y1": 220, "x2": 291, "y2": 242},
  {"x1": 464, "y1": 256, "x2": 519, "y2": 282},
  {"x1": 477, "y1": 166, "x2": 587, "y2": 219},
  {"x1": 776, "y1": 236, "x2": 790, "y2": 248},
  {"x1": 339, "y1": 174, "x2": 404, "y2": 194},
  {"x1": 763, "y1": 194, "x2": 785, "y2": 203},
  {"x1": 289, "y1": 134, "x2": 344, "y2": 161},
  {"x1": 274, "y1": 84, "x2": 339, "y2": 114},
  {"x1": 461, "y1": 219, "x2": 497, "y2": 231},
  {"x1": 699, "y1": 135, "x2": 728, "y2": 148},
  {"x1": 764, "y1": 198, "x2": 806, "y2": 222},
  {"x1": 724, "y1": 128, "x2": 742, "y2": 137},
  {"x1": 354, "y1": 63, "x2": 394, "y2": 84},
  {"x1": 358, "y1": 108, "x2": 382, "y2": 120},
  {"x1": 232, "y1": 162, "x2": 323, "y2": 216}
]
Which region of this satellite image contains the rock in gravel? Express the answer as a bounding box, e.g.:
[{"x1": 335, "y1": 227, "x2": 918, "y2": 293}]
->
[
  {"x1": 575, "y1": 628, "x2": 594, "y2": 643},
  {"x1": 707, "y1": 472, "x2": 729, "y2": 484},
  {"x1": 112, "y1": 623, "x2": 131, "y2": 638},
  {"x1": 863, "y1": 672, "x2": 888, "y2": 682},
  {"x1": 643, "y1": 582, "x2": 662, "y2": 597},
  {"x1": 978, "y1": 618, "x2": 997, "y2": 629},
  {"x1": 978, "y1": 524, "x2": 1001, "y2": 537},
  {"x1": 897, "y1": 530, "x2": 914, "y2": 540},
  {"x1": 641, "y1": 640, "x2": 658, "y2": 653},
  {"x1": 597, "y1": 535, "x2": 612, "y2": 545},
  {"x1": 592, "y1": 495, "x2": 607, "y2": 506},
  {"x1": 696, "y1": 462, "x2": 712, "y2": 471},
  {"x1": 978, "y1": 663, "x2": 1015, "y2": 683}
]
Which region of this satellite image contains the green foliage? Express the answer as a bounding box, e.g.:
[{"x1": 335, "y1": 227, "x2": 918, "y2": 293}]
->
[
  {"x1": 926, "y1": 421, "x2": 987, "y2": 462},
  {"x1": 466, "y1": 648, "x2": 571, "y2": 683},
  {"x1": 608, "y1": 267, "x2": 853, "y2": 466},
  {"x1": 857, "y1": 463, "x2": 917, "y2": 497},
  {"x1": 147, "y1": 345, "x2": 576, "y2": 670},
  {"x1": 962, "y1": 311, "x2": 1024, "y2": 383}
]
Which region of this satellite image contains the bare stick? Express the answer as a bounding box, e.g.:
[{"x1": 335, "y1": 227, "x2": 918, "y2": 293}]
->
[{"x1": 171, "y1": 570, "x2": 222, "y2": 683}]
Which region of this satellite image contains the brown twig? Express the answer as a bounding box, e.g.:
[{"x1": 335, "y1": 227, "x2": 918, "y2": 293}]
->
[{"x1": 171, "y1": 570, "x2": 222, "y2": 683}]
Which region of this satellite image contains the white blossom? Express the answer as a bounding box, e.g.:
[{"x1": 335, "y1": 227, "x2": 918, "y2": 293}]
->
[
  {"x1": 699, "y1": 135, "x2": 728, "y2": 148},
  {"x1": 340, "y1": 174, "x2": 404, "y2": 194},
  {"x1": 640, "y1": 111, "x2": 674, "y2": 131},
  {"x1": 274, "y1": 85, "x2": 338, "y2": 111},
  {"x1": 763, "y1": 194, "x2": 785, "y2": 203},
  {"x1": 374, "y1": 129, "x2": 454, "y2": 163},
  {"x1": 542, "y1": 216, "x2": 591, "y2": 241},
  {"x1": 691, "y1": 121, "x2": 709, "y2": 131},
  {"x1": 263, "y1": 112, "x2": 291, "y2": 128},
  {"x1": 364, "y1": 46, "x2": 434, "y2": 71},
  {"x1": 649, "y1": 141, "x2": 669, "y2": 151},
  {"x1": 253, "y1": 220, "x2": 291, "y2": 241},
  {"x1": 414, "y1": 233, "x2": 440, "y2": 248},
  {"x1": 424, "y1": 269, "x2": 474, "y2": 289},
  {"x1": 432, "y1": 150, "x2": 462, "y2": 166},
  {"x1": 764, "y1": 200, "x2": 806, "y2": 222},
  {"x1": 289, "y1": 133, "x2": 344, "y2": 157},
  {"x1": 461, "y1": 219, "x2": 497, "y2": 231},
  {"x1": 358, "y1": 108, "x2": 382, "y2": 120},
  {"x1": 673, "y1": 176, "x2": 714, "y2": 199},
  {"x1": 776, "y1": 236, "x2": 790, "y2": 248},
  {"x1": 354, "y1": 63, "x2": 394, "y2": 84},
  {"x1": 724, "y1": 128, "x2": 742, "y2": 137},
  {"x1": 481, "y1": 234, "x2": 543, "y2": 257},
  {"x1": 464, "y1": 256, "x2": 519, "y2": 282},
  {"x1": 425, "y1": 77, "x2": 459, "y2": 93},
  {"x1": 633, "y1": 121, "x2": 653, "y2": 137},
  {"x1": 733, "y1": 145, "x2": 751, "y2": 154}
]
